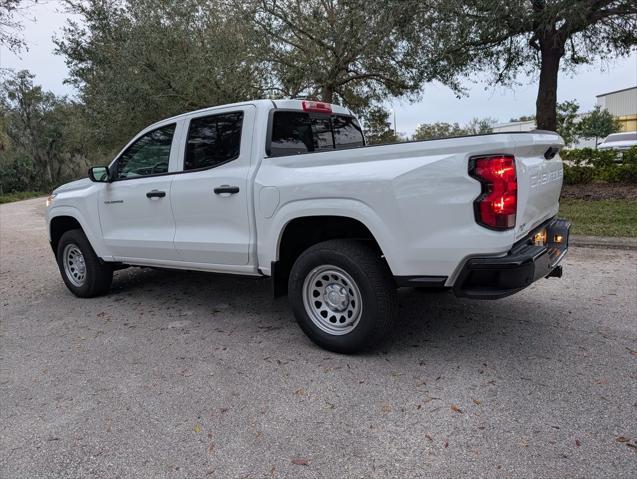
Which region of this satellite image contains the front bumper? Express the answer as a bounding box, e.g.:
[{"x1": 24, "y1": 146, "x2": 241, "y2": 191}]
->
[{"x1": 453, "y1": 218, "x2": 571, "y2": 299}]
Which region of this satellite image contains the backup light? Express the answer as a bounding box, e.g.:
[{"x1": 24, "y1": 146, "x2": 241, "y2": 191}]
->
[{"x1": 533, "y1": 229, "x2": 547, "y2": 246}]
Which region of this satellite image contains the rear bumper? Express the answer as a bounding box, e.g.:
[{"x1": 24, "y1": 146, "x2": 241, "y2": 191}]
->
[{"x1": 453, "y1": 218, "x2": 570, "y2": 299}]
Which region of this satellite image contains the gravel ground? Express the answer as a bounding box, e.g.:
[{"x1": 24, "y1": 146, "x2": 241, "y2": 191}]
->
[{"x1": 1, "y1": 197, "x2": 636, "y2": 479}]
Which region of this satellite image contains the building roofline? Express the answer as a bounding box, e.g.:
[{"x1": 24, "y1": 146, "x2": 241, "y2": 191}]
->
[
  {"x1": 596, "y1": 86, "x2": 637, "y2": 98},
  {"x1": 493, "y1": 119, "x2": 536, "y2": 127}
]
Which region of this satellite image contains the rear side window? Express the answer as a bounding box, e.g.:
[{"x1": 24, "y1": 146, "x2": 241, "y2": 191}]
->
[
  {"x1": 269, "y1": 111, "x2": 364, "y2": 157},
  {"x1": 270, "y1": 112, "x2": 313, "y2": 156},
  {"x1": 185, "y1": 112, "x2": 243, "y2": 170}
]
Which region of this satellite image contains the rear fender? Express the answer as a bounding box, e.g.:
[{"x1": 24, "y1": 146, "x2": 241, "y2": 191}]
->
[{"x1": 258, "y1": 198, "x2": 397, "y2": 275}]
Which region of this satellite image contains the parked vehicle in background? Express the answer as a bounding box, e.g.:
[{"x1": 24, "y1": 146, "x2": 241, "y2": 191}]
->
[
  {"x1": 598, "y1": 132, "x2": 637, "y2": 152},
  {"x1": 45, "y1": 99, "x2": 570, "y2": 353}
]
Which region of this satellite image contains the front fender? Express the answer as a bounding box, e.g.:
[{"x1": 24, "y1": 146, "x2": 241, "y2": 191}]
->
[{"x1": 47, "y1": 205, "x2": 111, "y2": 260}]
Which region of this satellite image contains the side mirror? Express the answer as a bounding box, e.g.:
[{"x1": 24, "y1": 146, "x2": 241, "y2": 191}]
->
[{"x1": 88, "y1": 166, "x2": 110, "y2": 183}]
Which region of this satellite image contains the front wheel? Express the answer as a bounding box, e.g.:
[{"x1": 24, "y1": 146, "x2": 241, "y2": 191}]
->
[
  {"x1": 288, "y1": 239, "x2": 397, "y2": 353},
  {"x1": 56, "y1": 229, "x2": 113, "y2": 298}
]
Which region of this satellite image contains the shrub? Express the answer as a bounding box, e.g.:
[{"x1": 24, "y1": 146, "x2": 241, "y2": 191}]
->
[
  {"x1": 560, "y1": 146, "x2": 637, "y2": 184},
  {"x1": 563, "y1": 165, "x2": 594, "y2": 184},
  {"x1": 0, "y1": 154, "x2": 46, "y2": 194}
]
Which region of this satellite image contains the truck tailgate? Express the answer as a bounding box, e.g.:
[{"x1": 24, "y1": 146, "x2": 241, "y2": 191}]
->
[{"x1": 514, "y1": 134, "x2": 564, "y2": 240}]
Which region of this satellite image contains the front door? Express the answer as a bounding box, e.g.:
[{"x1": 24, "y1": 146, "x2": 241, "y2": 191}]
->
[
  {"x1": 98, "y1": 123, "x2": 180, "y2": 261},
  {"x1": 171, "y1": 107, "x2": 255, "y2": 265}
]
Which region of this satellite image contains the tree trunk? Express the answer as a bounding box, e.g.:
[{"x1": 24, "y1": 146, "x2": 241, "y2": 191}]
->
[
  {"x1": 42, "y1": 156, "x2": 53, "y2": 186},
  {"x1": 535, "y1": 47, "x2": 562, "y2": 132},
  {"x1": 321, "y1": 85, "x2": 334, "y2": 103}
]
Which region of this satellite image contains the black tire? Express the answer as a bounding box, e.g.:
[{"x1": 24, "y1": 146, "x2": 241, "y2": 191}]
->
[
  {"x1": 56, "y1": 229, "x2": 113, "y2": 298},
  {"x1": 288, "y1": 239, "x2": 397, "y2": 353}
]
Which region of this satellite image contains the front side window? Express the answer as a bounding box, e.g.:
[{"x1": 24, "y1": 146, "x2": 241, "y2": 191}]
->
[
  {"x1": 269, "y1": 111, "x2": 365, "y2": 157},
  {"x1": 184, "y1": 112, "x2": 243, "y2": 170},
  {"x1": 114, "y1": 124, "x2": 176, "y2": 180}
]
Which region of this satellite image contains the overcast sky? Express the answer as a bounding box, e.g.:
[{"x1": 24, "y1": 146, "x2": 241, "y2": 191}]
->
[{"x1": 1, "y1": 1, "x2": 636, "y2": 136}]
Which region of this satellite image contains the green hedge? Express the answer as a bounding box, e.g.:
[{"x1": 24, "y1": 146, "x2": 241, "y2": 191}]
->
[{"x1": 561, "y1": 146, "x2": 637, "y2": 184}]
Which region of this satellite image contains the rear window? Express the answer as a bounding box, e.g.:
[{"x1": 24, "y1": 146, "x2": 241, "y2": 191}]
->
[{"x1": 269, "y1": 111, "x2": 364, "y2": 157}]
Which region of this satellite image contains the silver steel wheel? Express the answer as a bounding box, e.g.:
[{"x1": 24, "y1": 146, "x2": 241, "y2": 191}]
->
[
  {"x1": 63, "y1": 243, "x2": 87, "y2": 287},
  {"x1": 302, "y1": 265, "x2": 362, "y2": 335}
]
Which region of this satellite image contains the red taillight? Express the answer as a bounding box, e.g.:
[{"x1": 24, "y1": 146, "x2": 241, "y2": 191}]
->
[
  {"x1": 302, "y1": 100, "x2": 332, "y2": 114},
  {"x1": 469, "y1": 155, "x2": 517, "y2": 230}
]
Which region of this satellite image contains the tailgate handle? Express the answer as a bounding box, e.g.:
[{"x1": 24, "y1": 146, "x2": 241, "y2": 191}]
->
[{"x1": 544, "y1": 147, "x2": 560, "y2": 160}]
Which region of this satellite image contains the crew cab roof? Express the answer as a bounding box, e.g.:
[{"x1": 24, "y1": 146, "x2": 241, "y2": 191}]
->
[{"x1": 141, "y1": 99, "x2": 354, "y2": 133}]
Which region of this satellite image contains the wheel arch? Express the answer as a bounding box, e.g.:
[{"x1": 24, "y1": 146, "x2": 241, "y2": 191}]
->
[
  {"x1": 270, "y1": 213, "x2": 392, "y2": 297},
  {"x1": 48, "y1": 207, "x2": 107, "y2": 259},
  {"x1": 50, "y1": 216, "x2": 83, "y2": 254}
]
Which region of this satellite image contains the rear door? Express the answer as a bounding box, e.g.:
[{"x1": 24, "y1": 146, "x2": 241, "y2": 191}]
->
[
  {"x1": 514, "y1": 134, "x2": 565, "y2": 239},
  {"x1": 171, "y1": 106, "x2": 255, "y2": 265},
  {"x1": 99, "y1": 123, "x2": 181, "y2": 261}
]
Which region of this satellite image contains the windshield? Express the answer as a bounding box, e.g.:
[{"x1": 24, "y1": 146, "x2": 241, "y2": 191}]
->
[{"x1": 604, "y1": 132, "x2": 637, "y2": 143}]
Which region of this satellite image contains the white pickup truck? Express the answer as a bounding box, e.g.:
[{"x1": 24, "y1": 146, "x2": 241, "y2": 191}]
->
[{"x1": 46, "y1": 99, "x2": 569, "y2": 352}]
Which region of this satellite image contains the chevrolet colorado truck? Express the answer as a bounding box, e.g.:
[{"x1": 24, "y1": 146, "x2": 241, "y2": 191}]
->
[{"x1": 46, "y1": 99, "x2": 570, "y2": 353}]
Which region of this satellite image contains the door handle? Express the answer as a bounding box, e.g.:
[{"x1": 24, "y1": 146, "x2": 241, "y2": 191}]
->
[
  {"x1": 214, "y1": 185, "x2": 240, "y2": 195},
  {"x1": 146, "y1": 190, "x2": 166, "y2": 199}
]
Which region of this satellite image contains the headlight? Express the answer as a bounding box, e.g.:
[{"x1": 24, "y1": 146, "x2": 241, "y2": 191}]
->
[{"x1": 46, "y1": 194, "x2": 57, "y2": 207}]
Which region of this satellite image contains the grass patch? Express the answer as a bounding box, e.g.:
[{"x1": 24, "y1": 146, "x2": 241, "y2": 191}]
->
[
  {"x1": 559, "y1": 199, "x2": 637, "y2": 237},
  {"x1": 0, "y1": 191, "x2": 46, "y2": 204}
]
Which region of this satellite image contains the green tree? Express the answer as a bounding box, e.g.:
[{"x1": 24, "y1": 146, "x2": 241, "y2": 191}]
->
[
  {"x1": 246, "y1": 0, "x2": 429, "y2": 113},
  {"x1": 578, "y1": 106, "x2": 621, "y2": 147},
  {"x1": 466, "y1": 117, "x2": 497, "y2": 135},
  {"x1": 555, "y1": 100, "x2": 580, "y2": 146},
  {"x1": 412, "y1": 122, "x2": 467, "y2": 140},
  {"x1": 0, "y1": 0, "x2": 30, "y2": 52},
  {"x1": 0, "y1": 70, "x2": 87, "y2": 190},
  {"x1": 362, "y1": 107, "x2": 398, "y2": 144},
  {"x1": 0, "y1": 107, "x2": 10, "y2": 153},
  {"x1": 407, "y1": 0, "x2": 637, "y2": 131},
  {"x1": 412, "y1": 117, "x2": 496, "y2": 140},
  {"x1": 56, "y1": 0, "x2": 267, "y2": 153}
]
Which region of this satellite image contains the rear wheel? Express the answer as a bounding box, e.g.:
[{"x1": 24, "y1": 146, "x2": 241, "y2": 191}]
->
[
  {"x1": 56, "y1": 229, "x2": 113, "y2": 298},
  {"x1": 288, "y1": 239, "x2": 397, "y2": 353}
]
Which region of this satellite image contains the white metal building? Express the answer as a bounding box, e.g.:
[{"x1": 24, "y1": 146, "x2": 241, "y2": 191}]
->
[{"x1": 596, "y1": 86, "x2": 637, "y2": 132}]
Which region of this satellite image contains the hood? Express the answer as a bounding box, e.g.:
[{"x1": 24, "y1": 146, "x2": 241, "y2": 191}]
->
[{"x1": 53, "y1": 178, "x2": 93, "y2": 194}]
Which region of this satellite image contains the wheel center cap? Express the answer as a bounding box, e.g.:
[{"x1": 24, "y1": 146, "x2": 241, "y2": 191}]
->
[
  {"x1": 324, "y1": 283, "x2": 349, "y2": 311},
  {"x1": 76, "y1": 255, "x2": 86, "y2": 274}
]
